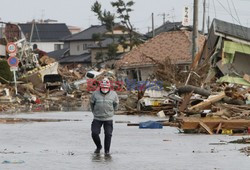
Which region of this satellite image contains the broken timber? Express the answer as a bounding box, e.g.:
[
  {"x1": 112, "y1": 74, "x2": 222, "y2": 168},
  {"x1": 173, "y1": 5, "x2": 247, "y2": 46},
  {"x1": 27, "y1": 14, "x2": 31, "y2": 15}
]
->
[
  {"x1": 189, "y1": 91, "x2": 225, "y2": 111},
  {"x1": 178, "y1": 117, "x2": 250, "y2": 134}
]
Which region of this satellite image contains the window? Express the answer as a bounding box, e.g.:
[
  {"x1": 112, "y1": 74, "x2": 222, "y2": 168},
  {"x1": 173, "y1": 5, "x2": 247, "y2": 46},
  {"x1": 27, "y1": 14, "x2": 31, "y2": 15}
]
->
[
  {"x1": 184, "y1": 65, "x2": 190, "y2": 71},
  {"x1": 83, "y1": 44, "x2": 88, "y2": 50},
  {"x1": 138, "y1": 70, "x2": 142, "y2": 81},
  {"x1": 77, "y1": 45, "x2": 80, "y2": 51},
  {"x1": 54, "y1": 44, "x2": 62, "y2": 50}
]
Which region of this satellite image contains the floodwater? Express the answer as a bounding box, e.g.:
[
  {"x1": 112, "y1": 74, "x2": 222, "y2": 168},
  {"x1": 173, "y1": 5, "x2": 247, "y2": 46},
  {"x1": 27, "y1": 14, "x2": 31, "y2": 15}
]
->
[{"x1": 0, "y1": 111, "x2": 250, "y2": 170}]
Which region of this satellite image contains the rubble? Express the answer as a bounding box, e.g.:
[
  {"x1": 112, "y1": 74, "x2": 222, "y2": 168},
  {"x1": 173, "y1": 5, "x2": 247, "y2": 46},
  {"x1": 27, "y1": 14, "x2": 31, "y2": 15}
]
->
[{"x1": 239, "y1": 147, "x2": 250, "y2": 156}]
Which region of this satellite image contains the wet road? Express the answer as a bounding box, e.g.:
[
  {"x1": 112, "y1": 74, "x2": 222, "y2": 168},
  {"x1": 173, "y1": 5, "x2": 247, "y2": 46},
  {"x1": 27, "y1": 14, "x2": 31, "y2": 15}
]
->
[{"x1": 0, "y1": 111, "x2": 250, "y2": 170}]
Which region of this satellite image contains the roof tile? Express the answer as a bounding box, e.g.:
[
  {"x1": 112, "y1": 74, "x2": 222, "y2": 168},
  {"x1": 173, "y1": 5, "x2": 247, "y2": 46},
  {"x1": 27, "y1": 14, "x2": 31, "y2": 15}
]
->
[{"x1": 116, "y1": 30, "x2": 205, "y2": 68}]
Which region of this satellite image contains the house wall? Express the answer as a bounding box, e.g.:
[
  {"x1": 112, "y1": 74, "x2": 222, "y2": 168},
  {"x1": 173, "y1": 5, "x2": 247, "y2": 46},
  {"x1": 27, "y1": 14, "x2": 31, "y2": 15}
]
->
[
  {"x1": 69, "y1": 41, "x2": 95, "y2": 55},
  {"x1": 0, "y1": 44, "x2": 6, "y2": 56},
  {"x1": 31, "y1": 42, "x2": 64, "y2": 53},
  {"x1": 91, "y1": 43, "x2": 129, "y2": 66},
  {"x1": 119, "y1": 66, "x2": 155, "y2": 82},
  {"x1": 119, "y1": 63, "x2": 190, "y2": 82},
  {"x1": 105, "y1": 30, "x2": 129, "y2": 35},
  {"x1": 117, "y1": 44, "x2": 130, "y2": 53}
]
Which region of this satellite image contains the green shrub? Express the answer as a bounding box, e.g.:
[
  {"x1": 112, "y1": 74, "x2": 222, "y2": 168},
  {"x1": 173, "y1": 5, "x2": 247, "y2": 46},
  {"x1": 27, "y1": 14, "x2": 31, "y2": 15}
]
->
[{"x1": 0, "y1": 60, "x2": 13, "y2": 83}]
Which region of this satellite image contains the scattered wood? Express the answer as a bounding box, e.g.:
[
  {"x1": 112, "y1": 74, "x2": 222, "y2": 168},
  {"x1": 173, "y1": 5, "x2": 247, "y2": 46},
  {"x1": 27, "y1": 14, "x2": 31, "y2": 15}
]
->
[
  {"x1": 243, "y1": 74, "x2": 250, "y2": 83},
  {"x1": 199, "y1": 121, "x2": 214, "y2": 135},
  {"x1": 179, "y1": 92, "x2": 193, "y2": 113},
  {"x1": 216, "y1": 122, "x2": 222, "y2": 134},
  {"x1": 178, "y1": 117, "x2": 250, "y2": 134},
  {"x1": 189, "y1": 92, "x2": 225, "y2": 111},
  {"x1": 229, "y1": 138, "x2": 250, "y2": 144}
]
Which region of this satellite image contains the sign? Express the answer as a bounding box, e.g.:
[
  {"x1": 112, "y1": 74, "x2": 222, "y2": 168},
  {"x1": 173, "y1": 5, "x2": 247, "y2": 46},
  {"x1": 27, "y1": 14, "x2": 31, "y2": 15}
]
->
[
  {"x1": 8, "y1": 53, "x2": 16, "y2": 57},
  {"x1": 182, "y1": 6, "x2": 190, "y2": 26},
  {"x1": 7, "y1": 56, "x2": 19, "y2": 67},
  {"x1": 6, "y1": 42, "x2": 17, "y2": 54},
  {"x1": 10, "y1": 67, "x2": 18, "y2": 71}
]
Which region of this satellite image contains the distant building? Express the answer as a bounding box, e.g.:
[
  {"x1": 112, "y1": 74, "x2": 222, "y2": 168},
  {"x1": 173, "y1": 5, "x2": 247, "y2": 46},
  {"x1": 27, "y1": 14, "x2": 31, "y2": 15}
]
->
[
  {"x1": 145, "y1": 21, "x2": 183, "y2": 38},
  {"x1": 54, "y1": 24, "x2": 141, "y2": 67},
  {"x1": 18, "y1": 23, "x2": 71, "y2": 52},
  {"x1": 67, "y1": 26, "x2": 82, "y2": 34}
]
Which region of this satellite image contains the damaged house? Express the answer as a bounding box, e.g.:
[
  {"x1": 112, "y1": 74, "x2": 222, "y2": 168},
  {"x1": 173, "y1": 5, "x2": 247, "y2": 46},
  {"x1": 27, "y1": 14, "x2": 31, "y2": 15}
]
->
[
  {"x1": 116, "y1": 30, "x2": 205, "y2": 81},
  {"x1": 202, "y1": 19, "x2": 250, "y2": 86}
]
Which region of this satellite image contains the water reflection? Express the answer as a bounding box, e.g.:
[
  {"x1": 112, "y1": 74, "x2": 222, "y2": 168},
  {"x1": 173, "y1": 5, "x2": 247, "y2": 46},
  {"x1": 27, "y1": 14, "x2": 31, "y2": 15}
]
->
[{"x1": 91, "y1": 153, "x2": 113, "y2": 163}]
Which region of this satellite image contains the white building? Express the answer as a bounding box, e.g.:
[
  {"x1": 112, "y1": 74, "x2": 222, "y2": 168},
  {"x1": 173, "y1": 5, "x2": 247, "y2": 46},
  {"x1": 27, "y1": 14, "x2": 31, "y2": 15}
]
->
[{"x1": 18, "y1": 23, "x2": 71, "y2": 52}]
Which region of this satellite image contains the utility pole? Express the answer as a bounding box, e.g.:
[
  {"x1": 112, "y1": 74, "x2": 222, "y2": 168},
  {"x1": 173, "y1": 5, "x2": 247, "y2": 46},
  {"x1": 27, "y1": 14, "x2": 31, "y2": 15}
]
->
[
  {"x1": 163, "y1": 13, "x2": 166, "y2": 24},
  {"x1": 158, "y1": 13, "x2": 166, "y2": 25},
  {"x1": 202, "y1": 0, "x2": 206, "y2": 34},
  {"x1": 192, "y1": 0, "x2": 199, "y2": 61},
  {"x1": 152, "y1": 13, "x2": 155, "y2": 37},
  {"x1": 207, "y1": 15, "x2": 210, "y2": 33},
  {"x1": 147, "y1": 26, "x2": 151, "y2": 33}
]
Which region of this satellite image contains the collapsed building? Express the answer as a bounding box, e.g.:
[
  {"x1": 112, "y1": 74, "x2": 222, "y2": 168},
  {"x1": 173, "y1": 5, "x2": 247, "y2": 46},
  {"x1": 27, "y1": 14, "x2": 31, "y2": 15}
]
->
[{"x1": 201, "y1": 19, "x2": 250, "y2": 86}]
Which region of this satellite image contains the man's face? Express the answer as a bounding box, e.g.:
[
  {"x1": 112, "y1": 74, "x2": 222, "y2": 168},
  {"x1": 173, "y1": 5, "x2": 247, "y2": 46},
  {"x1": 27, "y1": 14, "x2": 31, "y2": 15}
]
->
[{"x1": 100, "y1": 87, "x2": 110, "y2": 93}]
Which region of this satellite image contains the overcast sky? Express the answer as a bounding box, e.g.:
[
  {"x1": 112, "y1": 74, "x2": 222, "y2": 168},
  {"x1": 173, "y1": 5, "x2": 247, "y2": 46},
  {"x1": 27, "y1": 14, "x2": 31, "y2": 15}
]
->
[{"x1": 1, "y1": 0, "x2": 250, "y2": 33}]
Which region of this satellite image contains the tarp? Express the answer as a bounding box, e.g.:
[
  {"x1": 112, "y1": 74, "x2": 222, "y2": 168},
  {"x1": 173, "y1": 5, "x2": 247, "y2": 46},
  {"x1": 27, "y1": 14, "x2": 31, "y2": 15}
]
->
[
  {"x1": 217, "y1": 75, "x2": 250, "y2": 86},
  {"x1": 139, "y1": 121, "x2": 163, "y2": 129},
  {"x1": 223, "y1": 41, "x2": 250, "y2": 64}
]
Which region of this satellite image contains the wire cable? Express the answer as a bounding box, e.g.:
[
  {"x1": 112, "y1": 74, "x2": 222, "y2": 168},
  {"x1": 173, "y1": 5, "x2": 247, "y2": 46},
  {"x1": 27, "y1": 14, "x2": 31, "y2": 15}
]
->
[{"x1": 212, "y1": 0, "x2": 217, "y2": 18}]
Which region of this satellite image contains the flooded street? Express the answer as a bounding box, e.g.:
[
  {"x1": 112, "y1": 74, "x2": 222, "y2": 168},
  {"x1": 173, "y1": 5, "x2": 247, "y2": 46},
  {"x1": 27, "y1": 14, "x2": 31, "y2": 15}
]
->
[{"x1": 0, "y1": 111, "x2": 250, "y2": 170}]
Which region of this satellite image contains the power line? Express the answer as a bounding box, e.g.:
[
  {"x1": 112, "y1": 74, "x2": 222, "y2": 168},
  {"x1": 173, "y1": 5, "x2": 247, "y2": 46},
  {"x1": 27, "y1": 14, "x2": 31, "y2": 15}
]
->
[
  {"x1": 230, "y1": 0, "x2": 248, "y2": 52},
  {"x1": 212, "y1": 0, "x2": 217, "y2": 18},
  {"x1": 216, "y1": 0, "x2": 241, "y2": 25},
  {"x1": 231, "y1": 0, "x2": 242, "y2": 25},
  {"x1": 226, "y1": 0, "x2": 235, "y2": 23}
]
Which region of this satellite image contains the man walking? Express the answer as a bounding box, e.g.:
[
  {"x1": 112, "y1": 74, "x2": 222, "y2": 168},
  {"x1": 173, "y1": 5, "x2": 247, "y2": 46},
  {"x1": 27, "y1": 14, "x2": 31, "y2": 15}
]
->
[{"x1": 90, "y1": 78, "x2": 119, "y2": 156}]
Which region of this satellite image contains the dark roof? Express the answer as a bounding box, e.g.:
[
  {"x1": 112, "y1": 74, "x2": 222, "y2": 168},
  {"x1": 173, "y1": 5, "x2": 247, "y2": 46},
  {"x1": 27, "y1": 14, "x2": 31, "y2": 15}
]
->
[
  {"x1": 90, "y1": 38, "x2": 120, "y2": 48},
  {"x1": 18, "y1": 23, "x2": 71, "y2": 42},
  {"x1": 146, "y1": 21, "x2": 182, "y2": 38},
  {"x1": 59, "y1": 53, "x2": 91, "y2": 64},
  {"x1": 63, "y1": 25, "x2": 107, "y2": 41},
  {"x1": 213, "y1": 19, "x2": 250, "y2": 42},
  {"x1": 47, "y1": 48, "x2": 69, "y2": 61}
]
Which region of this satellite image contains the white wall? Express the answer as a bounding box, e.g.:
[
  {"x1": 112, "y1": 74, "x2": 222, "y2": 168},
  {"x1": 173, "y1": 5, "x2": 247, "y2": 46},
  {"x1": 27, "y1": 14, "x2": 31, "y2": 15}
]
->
[
  {"x1": 0, "y1": 44, "x2": 6, "y2": 56},
  {"x1": 69, "y1": 41, "x2": 95, "y2": 55},
  {"x1": 122, "y1": 66, "x2": 155, "y2": 81},
  {"x1": 31, "y1": 42, "x2": 64, "y2": 53}
]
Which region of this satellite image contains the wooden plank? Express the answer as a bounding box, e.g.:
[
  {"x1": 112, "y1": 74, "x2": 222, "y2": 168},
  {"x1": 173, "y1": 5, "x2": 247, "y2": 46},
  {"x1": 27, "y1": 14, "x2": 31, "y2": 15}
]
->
[
  {"x1": 189, "y1": 92, "x2": 225, "y2": 111},
  {"x1": 199, "y1": 121, "x2": 214, "y2": 135},
  {"x1": 243, "y1": 74, "x2": 250, "y2": 83},
  {"x1": 179, "y1": 117, "x2": 250, "y2": 131},
  {"x1": 216, "y1": 122, "x2": 222, "y2": 134},
  {"x1": 179, "y1": 92, "x2": 193, "y2": 113}
]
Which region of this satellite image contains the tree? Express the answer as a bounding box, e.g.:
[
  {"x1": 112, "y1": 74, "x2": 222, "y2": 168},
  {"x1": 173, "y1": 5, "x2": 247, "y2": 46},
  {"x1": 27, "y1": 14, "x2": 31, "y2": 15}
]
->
[
  {"x1": 107, "y1": 43, "x2": 118, "y2": 60},
  {"x1": 0, "y1": 60, "x2": 13, "y2": 84},
  {"x1": 91, "y1": 1, "x2": 115, "y2": 33},
  {"x1": 111, "y1": 0, "x2": 139, "y2": 50},
  {"x1": 92, "y1": 33, "x2": 105, "y2": 62},
  {"x1": 91, "y1": 0, "x2": 140, "y2": 63}
]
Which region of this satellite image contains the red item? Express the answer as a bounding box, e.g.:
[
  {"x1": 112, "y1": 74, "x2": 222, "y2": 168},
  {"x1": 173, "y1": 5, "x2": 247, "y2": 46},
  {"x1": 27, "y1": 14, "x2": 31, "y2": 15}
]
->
[{"x1": 35, "y1": 98, "x2": 41, "y2": 104}]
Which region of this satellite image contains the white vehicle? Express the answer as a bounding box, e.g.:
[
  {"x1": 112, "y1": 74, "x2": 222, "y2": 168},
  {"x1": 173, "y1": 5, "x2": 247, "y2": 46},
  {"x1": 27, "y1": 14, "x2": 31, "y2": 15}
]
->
[{"x1": 62, "y1": 70, "x2": 103, "y2": 93}]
